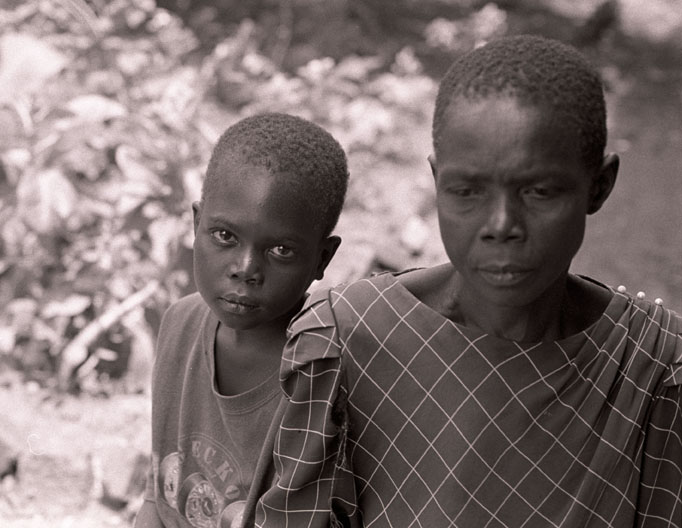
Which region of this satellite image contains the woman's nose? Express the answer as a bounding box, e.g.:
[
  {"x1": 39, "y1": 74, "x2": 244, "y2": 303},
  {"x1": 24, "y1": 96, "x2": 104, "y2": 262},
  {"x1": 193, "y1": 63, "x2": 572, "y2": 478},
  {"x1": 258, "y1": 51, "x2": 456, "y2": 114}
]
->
[{"x1": 480, "y1": 193, "x2": 525, "y2": 242}]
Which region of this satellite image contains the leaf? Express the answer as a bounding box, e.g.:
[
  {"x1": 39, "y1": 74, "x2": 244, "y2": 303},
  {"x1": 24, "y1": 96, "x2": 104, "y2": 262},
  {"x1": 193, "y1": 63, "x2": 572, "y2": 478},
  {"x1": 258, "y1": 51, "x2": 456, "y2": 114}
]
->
[
  {"x1": 54, "y1": 0, "x2": 101, "y2": 36},
  {"x1": 160, "y1": 72, "x2": 200, "y2": 125},
  {"x1": 64, "y1": 94, "x2": 127, "y2": 122},
  {"x1": 16, "y1": 168, "x2": 78, "y2": 234},
  {"x1": 94, "y1": 347, "x2": 118, "y2": 361},
  {"x1": 343, "y1": 97, "x2": 393, "y2": 146},
  {"x1": 333, "y1": 55, "x2": 383, "y2": 82},
  {"x1": 5, "y1": 298, "x2": 38, "y2": 334},
  {"x1": 0, "y1": 33, "x2": 67, "y2": 104},
  {"x1": 0, "y1": 327, "x2": 16, "y2": 355},
  {"x1": 296, "y1": 57, "x2": 335, "y2": 83},
  {"x1": 115, "y1": 145, "x2": 168, "y2": 216},
  {"x1": 42, "y1": 294, "x2": 91, "y2": 319},
  {"x1": 115, "y1": 50, "x2": 151, "y2": 77},
  {"x1": 147, "y1": 216, "x2": 185, "y2": 267}
]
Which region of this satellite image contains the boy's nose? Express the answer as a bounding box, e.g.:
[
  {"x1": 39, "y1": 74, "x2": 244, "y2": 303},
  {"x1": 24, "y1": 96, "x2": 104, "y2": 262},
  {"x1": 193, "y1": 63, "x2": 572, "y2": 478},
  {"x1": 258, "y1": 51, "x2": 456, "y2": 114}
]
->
[
  {"x1": 480, "y1": 193, "x2": 525, "y2": 242},
  {"x1": 228, "y1": 247, "x2": 263, "y2": 284}
]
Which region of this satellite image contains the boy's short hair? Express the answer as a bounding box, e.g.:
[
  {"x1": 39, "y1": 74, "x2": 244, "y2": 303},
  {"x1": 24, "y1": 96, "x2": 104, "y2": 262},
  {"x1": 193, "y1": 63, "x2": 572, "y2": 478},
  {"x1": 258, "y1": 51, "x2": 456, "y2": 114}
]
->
[
  {"x1": 433, "y1": 34, "x2": 606, "y2": 172},
  {"x1": 203, "y1": 113, "x2": 349, "y2": 237}
]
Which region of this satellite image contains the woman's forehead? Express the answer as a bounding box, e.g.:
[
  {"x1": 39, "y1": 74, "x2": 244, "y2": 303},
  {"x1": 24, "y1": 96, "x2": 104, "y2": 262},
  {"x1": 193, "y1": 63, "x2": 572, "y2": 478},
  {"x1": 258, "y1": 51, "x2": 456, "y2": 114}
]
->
[{"x1": 440, "y1": 96, "x2": 580, "y2": 148}]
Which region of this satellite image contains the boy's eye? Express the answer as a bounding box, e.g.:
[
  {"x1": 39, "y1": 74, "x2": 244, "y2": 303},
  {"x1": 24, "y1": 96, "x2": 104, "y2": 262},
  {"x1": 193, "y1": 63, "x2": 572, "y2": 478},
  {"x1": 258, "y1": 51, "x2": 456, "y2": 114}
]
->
[
  {"x1": 210, "y1": 229, "x2": 237, "y2": 245},
  {"x1": 270, "y1": 245, "x2": 295, "y2": 259}
]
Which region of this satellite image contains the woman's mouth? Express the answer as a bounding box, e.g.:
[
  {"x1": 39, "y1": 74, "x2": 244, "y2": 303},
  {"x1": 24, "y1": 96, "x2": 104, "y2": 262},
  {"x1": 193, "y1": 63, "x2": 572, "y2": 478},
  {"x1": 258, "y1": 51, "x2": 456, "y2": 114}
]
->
[{"x1": 477, "y1": 267, "x2": 532, "y2": 286}]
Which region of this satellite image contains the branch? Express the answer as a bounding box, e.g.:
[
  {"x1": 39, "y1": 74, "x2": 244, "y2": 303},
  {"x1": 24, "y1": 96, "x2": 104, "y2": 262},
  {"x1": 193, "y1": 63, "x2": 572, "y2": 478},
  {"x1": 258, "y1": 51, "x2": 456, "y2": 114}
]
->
[
  {"x1": 54, "y1": 0, "x2": 100, "y2": 36},
  {"x1": 57, "y1": 280, "x2": 160, "y2": 389},
  {"x1": 271, "y1": 0, "x2": 294, "y2": 69}
]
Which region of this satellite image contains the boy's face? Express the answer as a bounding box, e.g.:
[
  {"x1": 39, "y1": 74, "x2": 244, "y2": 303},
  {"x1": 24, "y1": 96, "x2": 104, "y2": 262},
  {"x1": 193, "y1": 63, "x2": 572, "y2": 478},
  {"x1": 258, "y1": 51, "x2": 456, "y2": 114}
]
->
[
  {"x1": 192, "y1": 158, "x2": 339, "y2": 331},
  {"x1": 431, "y1": 95, "x2": 617, "y2": 309}
]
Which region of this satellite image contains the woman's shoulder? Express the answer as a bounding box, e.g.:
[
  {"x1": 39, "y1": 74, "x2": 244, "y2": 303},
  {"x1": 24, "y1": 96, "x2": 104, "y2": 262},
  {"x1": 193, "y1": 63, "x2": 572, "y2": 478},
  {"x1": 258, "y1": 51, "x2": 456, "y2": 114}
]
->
[
  {"x1": 324, "y1": 266, "x2": 447, "y2": 313},
  {"x1": 289, "y1": 275, "x2": 397, "y2": 337},
  {"x1": 648, "y1": 302, "x2": 682, "y2": 388},
  {"x1": 288, "y1": 267, "x2": 447, "y2": 338},
  {"x1": 601, "y1": 283, "x2": 682, "y2": 388},
  {"x1": 394, "y1": 263, "x2": 455, "y2": 301}
]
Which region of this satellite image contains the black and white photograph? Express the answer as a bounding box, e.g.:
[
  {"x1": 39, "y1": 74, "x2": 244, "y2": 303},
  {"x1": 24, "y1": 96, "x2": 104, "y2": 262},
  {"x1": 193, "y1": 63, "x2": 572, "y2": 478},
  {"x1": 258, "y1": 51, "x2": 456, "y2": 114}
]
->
[{"x1": 1, "y1": 1, "x2": 681, "y2": 526}]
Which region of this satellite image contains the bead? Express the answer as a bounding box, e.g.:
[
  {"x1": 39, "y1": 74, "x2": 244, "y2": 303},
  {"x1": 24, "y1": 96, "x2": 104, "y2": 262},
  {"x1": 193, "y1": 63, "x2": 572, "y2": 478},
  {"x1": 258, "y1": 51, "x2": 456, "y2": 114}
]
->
[
  {"x1": 617, "y1": 285, "x2": 627, "y2": 293},
  {"x1": 655, "y1": 298, "x2": 663, "y2": 305},
  {"x1": 636, "y1": 291, "x2": 645, "y2": 299}
]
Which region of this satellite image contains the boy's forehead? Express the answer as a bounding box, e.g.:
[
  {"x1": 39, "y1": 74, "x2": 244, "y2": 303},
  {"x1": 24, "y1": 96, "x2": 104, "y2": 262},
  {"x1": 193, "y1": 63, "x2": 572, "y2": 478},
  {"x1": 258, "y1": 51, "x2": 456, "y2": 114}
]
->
[
  {"x1": 206, "y1": 155, "x2": 269, "y2": 192},
  {"x1": 207, "y1": 162, "x2": 311, "y2": 210}
]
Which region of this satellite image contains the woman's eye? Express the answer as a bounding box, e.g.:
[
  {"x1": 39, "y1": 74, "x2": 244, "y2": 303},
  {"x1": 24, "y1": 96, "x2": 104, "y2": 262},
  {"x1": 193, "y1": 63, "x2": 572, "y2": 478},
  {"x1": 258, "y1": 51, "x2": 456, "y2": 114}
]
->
[
  {"x1": 210, "y1": 229, "x2": 236, "y2": 245},
  {"x1": 524, "y1": 186, "x2": 553, "y2": 199},
  {"x1": 270, "y1": 245, "x2": 295, "y2": 259},
  {"x1": 450, "y1": 187, "x2": 481, "y2": 198}
]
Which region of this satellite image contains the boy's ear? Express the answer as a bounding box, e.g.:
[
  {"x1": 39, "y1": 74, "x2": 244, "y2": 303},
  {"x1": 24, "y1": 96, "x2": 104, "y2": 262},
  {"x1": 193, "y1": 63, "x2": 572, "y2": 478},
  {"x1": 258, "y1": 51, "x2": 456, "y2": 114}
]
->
[
  {"x1": 587, "y1": 153, "x2": 619, "y2": 215},
  {"x1": 428, "y1": 154, "x2": 437, "y2": 181},
  {"x1": 192, "y1": 201, "x2": 202, "y2": 234},
  {"x1": 314, "y1": 235, "x2": 342, "y2": 281}
]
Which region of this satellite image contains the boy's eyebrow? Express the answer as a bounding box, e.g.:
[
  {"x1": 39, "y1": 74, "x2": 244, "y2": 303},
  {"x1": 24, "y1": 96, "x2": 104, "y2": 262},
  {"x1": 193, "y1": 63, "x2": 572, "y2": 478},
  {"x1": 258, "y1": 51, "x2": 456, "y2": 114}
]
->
[
  {"x1": 204, "y1": 213, "x2": 234, "y2": 225},
  {"x1": 204, "y1": 214, "x2": 309, "y2": 245}
]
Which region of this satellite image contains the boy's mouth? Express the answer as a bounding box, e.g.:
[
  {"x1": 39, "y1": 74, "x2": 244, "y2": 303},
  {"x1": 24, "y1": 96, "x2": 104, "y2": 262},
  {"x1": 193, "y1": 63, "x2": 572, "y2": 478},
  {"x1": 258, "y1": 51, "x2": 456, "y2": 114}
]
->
[{"x1": 219, "y1": 296, "x2": 259, "y2": 314}]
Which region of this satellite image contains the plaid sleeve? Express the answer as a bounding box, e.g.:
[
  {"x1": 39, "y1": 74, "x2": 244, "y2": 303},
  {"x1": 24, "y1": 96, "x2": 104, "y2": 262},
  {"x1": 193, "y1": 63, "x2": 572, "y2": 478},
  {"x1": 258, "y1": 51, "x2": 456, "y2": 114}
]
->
[
  {"x1": 256, "y1": 288, "x2": 358, "y2": 528},
  {"x1": 637, "y1": 319, "x2": 682, "y2": 526}
]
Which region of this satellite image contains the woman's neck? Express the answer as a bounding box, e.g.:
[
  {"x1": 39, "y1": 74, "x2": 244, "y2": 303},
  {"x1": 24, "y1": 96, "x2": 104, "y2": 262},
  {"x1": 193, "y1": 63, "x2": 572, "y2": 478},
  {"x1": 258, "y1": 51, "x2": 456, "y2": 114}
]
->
[
  {"x1": 436, "y1": 270, "x2": 610, "y2": 342},
  {"x1": 456, "y1": 285, "x2": 566, "y2": 342}
]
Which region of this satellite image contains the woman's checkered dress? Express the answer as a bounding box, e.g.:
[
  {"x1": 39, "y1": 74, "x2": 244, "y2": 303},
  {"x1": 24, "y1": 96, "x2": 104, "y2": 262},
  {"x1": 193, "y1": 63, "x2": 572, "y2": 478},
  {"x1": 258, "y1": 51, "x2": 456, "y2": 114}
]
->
[{"x1": 257, "y1": 272, "x2": 682, "y2": 527}]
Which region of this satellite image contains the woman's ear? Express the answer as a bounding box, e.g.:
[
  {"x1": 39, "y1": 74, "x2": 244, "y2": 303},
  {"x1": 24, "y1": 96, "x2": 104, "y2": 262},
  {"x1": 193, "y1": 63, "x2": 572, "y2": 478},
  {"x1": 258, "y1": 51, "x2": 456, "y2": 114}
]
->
[
  {"x1": 428, "y1": 154, "x2": 437, "y2": 181},
  {"x1": 588, "y1": 153, "x2": 619, "y2": 215},
  {"x1": 315, "y1": 235, "x2": 342, "y2": 281},
  {"x1": 192, "y1": 201, "x2": 202, "y2": 234}
]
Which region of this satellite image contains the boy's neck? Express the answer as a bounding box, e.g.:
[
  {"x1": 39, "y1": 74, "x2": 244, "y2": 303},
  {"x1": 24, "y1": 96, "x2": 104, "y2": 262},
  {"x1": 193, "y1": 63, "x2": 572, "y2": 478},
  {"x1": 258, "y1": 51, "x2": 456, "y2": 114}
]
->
[
  {"x1": 213, "y1": 301, "x2": 302, "y2": 396},
  {"x1": 217, "y1": 295, "x2": 305, "y2": 353}
]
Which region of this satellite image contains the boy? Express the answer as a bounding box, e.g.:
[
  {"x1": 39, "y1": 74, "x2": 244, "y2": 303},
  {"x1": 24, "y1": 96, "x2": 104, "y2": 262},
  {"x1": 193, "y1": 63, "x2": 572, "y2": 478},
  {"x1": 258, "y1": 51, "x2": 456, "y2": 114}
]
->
[
  {"x1": 134, "y1": 113, "x2": 348, "y2": 527},
  {"x1": 256, "y1": 36, "x2": 682, "y2": 527}
]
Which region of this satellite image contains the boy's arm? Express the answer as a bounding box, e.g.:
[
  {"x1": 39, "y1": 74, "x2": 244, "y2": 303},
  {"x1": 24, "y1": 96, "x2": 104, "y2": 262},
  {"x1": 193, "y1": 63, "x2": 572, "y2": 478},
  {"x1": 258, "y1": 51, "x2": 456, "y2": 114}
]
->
[
  {"x1": 255, "y1": 291, "x2": 358, "y2": 527},
  {"x1": 133, "y1": 500, "x2": 164, "y2": 528},
  {"x1": 134, "y1": 458, "x2": 163, "y2": 528}
]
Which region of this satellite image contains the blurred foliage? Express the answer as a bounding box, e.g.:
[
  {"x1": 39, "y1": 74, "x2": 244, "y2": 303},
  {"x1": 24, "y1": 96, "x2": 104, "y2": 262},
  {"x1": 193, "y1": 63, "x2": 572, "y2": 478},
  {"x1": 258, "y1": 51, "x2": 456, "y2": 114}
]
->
[
  {"x1": 0, "y1": 0, "x2": 210, "y2": 392},
  {"x1": 2, "y1": 0, "x2": 678, "y2": 394},
  {"x1": 0, "y1": 0, "x2": 503, "y2": 392}
]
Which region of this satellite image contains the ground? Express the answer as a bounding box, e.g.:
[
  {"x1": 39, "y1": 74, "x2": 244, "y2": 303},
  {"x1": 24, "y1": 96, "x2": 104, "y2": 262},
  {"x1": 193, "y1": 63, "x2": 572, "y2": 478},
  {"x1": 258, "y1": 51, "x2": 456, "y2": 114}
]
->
[{"x1": 0, "y1": 375, "x2": 150, "y2": 527}]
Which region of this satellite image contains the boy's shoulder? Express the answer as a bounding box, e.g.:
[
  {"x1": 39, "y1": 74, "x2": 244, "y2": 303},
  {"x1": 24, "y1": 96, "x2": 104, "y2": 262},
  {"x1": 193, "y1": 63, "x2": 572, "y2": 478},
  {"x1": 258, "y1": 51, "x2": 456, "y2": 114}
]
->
[
  {"x1": 165, "y1": 291, "x2": 207, "y2": 315},
  {"x1": 159, "y1": 292, "x2": 212, "y2": 336}
]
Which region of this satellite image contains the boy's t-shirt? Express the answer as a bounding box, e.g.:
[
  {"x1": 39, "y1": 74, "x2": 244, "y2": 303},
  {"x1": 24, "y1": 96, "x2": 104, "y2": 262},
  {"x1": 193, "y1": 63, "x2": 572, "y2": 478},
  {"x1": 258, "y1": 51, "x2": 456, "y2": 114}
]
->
[{"x1": 144, "y1": 292, "x2": 281, "y2": 528}]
